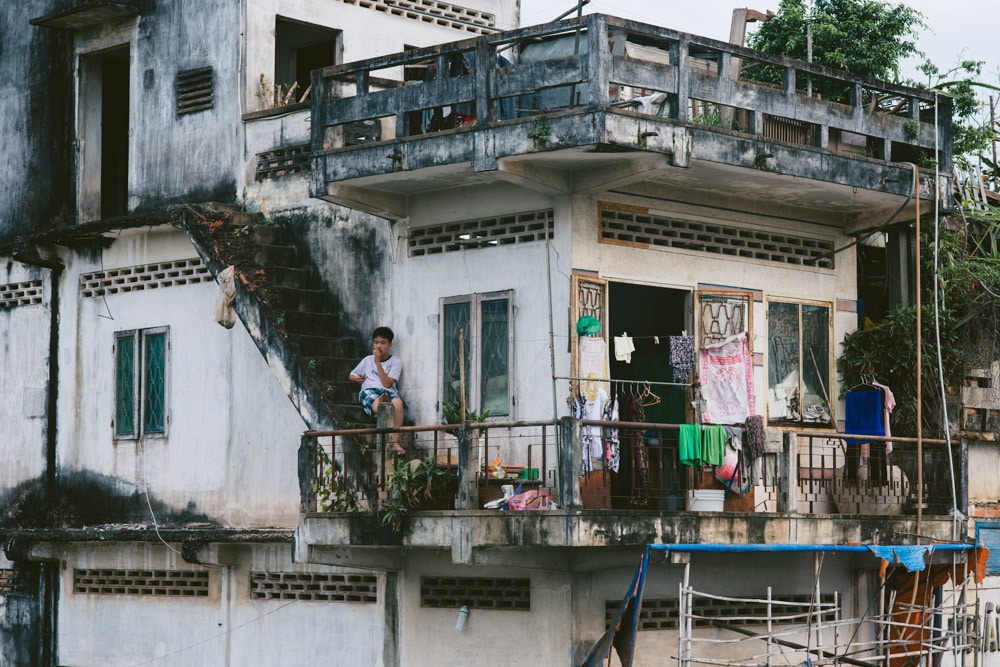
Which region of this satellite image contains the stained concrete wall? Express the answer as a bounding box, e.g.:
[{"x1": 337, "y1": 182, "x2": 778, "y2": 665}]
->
[
  {"x1": 51, "y1": 227, "x2": 306, "y2": 528},
  {"x1": 0, "y1": 1, "x2": 74, "y2": 245},
  {"x1": 0, "y1": 262, "x2": 49, "y2": 496},
  {"x1": 56, "y1": 542, "x2": 383, "y2": 666}
]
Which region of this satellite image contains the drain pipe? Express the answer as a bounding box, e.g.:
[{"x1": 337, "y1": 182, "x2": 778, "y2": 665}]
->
[{"x1": 12, "y1": 239, "x2": 63, "y2": 667}]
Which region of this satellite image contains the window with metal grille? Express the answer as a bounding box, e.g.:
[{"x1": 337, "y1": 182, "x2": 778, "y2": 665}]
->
[
  {"x1": 0, "y1": 279, "x2": 43, "y2": 309},
  {"x1": 441, "y1": 291, "x2": 512, "y2": 418},
  {"x1": 250, "y1": 572, "x2": 377, "y2": 602},
  {"x1": 255, "y1": 143, "x2": 312, "y2": 180},
  {"x1": 976, "y1": 523, "x2": 1000, "y2": 575},
  {"x1": 767, "y1": 300, "x2": 832, "y2": 426},
  {"x1": 176, "y1": 66, "x2": 214, "y2": 115},
  {"x1": 606, "y1": 593, "x2": 839, "y2": 630},
  {"x1": 0, "y1": 565, "x2": 39, "y2": 597},
  {"x1": 600, "y1": 205, "x2": 834, "y2": 269},
  {"x1": 74, "y1": 569, "x2": 208, "y2": 596},
  {"x1": 408, "y1": 210, "x2": 553, "y2": 257},
  {"x1": 115, "y1": 327, "x2": 168, "y2": 439},
  {"x1": 421, "y1": 576, "x2": 530, "y2": 610}
]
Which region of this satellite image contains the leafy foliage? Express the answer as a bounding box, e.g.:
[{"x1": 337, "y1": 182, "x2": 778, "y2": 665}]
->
[
  {"x1": 379, "y1": 457, "x2": 453, "y2": 532},
  {"x1": 747, "y1": 0, "x2": 924, "y2": 87},
  {"x1": 838, "y1": 222, "x2": 1000, "y2": 438}
]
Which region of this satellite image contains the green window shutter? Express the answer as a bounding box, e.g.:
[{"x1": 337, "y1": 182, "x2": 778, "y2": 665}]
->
[
  {"x1": 115, "y1": 332, "x2": 137, "y2": 437},
  {"x1": 143, "y1": 331, "x2": 167, "y2": 434}
]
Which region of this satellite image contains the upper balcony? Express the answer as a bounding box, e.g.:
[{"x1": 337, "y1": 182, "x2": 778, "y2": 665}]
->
[{"x1": 310, "y1": 14, "x2": 951, "y2": 225}]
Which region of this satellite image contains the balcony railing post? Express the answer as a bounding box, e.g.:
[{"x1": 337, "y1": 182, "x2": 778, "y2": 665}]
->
[
  {"x1": 778, "y1": 431, "x2": 799, "y2": 513},
  {"x1": 299, "y1": 433, "x2": 318, "y2": 512},
  {"x1": 456, "y1": 422, "x2": 479, "y2": 510},
  {"x1": 958, "y1": 438, "x2": 968, "y2": 516},
  {"x1": 673, "y1": 38, "x2": 690, "y2": 122},
  {"x1": 585, "y1": 14, "x2": 610, "y2": 110},
  {"x1": 558, "y1": 416, "x2": 582, "y2": 508},
  {"x1": 474, "y1": 37, "x2": 492, "y2": 126}
]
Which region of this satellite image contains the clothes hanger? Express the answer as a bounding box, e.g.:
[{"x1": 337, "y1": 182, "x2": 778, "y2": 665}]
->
[
  {"x1": 639, "y1": 381, "x2": 661, "y2": 407},
  {"x1": 848, "y1": 373, "x2": 878, "y2": 392}
]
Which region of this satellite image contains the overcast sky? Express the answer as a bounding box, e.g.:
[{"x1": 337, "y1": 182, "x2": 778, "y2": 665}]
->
[{"x1": 517, "y1": 0, "x2": 999, "y2": 92}]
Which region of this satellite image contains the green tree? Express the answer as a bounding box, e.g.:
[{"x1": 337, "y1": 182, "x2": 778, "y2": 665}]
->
[{"x1": 747, "y1": 0, "x2": 924, "y2": 84}]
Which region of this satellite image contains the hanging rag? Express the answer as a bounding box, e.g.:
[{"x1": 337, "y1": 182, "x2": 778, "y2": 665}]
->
[
  {"x1": 668, "y1": 335, "x2": 695, "y2": 383},
  {"x1": 872, "y1": 380, "x2": 896, "y2": 454},
  {"x1": 579, "y1": 337, "x2": 610, "y2": 402},
  {"x1": 603, "y1": 396, "x2": 620, "y2": 473},
  {"x1": 214, "y1": 265, "x2": 237, "y2": 329},
  {"x1": 613, "y1": 332, "x2": 635, "y2": 364},
  {"x1": 701, "y1": 425, "x2": 727, "y2": 467},
  {"x1": 678, "y1": 424, "x2": 702, "y2": 466},
  {"x1": 699, "y1": 332, "x2": 754, "y2": 424},
  {"x1": 744, "y1": 415, "x2": 766, "y2": 461}
]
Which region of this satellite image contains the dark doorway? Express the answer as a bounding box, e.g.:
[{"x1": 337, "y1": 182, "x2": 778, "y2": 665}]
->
[
  {"x1": 100, "y1": 48, "x2": 129, "y2": 218},
  {"x1": 608, "y1": 282, "x2": 691, "y2": 508}
]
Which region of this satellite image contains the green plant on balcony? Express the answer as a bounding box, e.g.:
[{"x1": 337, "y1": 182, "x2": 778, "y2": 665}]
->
[
  {"x1": 312, "y1": 447, "x2": 359, "y2": 513},
  {"x1": 903, "y1": 120, "x2": 920, "y2": 143},
  {"x1": 527, "y1": 121, "x2": 552, "y2": 147},
  {"x1": 441, "y1": 401, "x2": 491, "y2": 424},
  {"x1": 379, "y1": 456, "x2": 452, "y2": 532}
]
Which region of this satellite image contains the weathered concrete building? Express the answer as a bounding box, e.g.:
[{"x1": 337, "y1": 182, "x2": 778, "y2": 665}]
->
[{"x1": 0, "y1": 1, "x2": 991, "y2": 666}]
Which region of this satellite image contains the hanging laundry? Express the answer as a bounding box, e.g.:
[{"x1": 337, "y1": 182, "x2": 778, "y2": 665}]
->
[
  {"x1": 844, "y1": 389, "x2": 885, "y2": 484},
  {"x1": 678, "y1": 424, "x2": 702, "y2": 466},
  {"x1": 744, "y1": 415, "x2": 766, "y2": 461},
  {"x1": 620, "y1": 395, "x2": 648, "y2": 502},
  {"x1": 603, "y1": 396, "x2": 620, "y2": 473},
  {"x1": 699, "y1": 332, "x2": 755, "y2": 424},
  {"x1": 701, "y1": 425, "x2": 727, "y2": 467},
  {"x1": 613, "y1": 332, "x2": 635, "y2": 364},
  {"x1": 579, "y1": 336, "x2": 610, "y2": 402},
  {"x1": 872, "y1": 380, "x2": 896, "y2": 454},
  {"x1": 668, "y1": 335, "x2": 695, "y2": 383}
]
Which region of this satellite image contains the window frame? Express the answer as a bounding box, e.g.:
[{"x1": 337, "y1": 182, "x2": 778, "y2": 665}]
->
[
  {"x1": 765, "y1": 298, "x2": 834, "y2": 427},
  {"x1": 114, "y1": 326, "x2": 169, "y2": 440},
  {"x1": 439, "y1": 290, "x2": 514, "y2": 419}
]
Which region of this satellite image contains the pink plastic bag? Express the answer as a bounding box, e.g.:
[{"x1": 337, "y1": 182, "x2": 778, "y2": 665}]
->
[{"x1": 507, "y1": 490, "x2": 556, "y2": 510}]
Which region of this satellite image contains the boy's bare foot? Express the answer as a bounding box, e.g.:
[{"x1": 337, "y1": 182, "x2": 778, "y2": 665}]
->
[{"x1": 393, "y1": 444, "x2": 405, "y2": 455}]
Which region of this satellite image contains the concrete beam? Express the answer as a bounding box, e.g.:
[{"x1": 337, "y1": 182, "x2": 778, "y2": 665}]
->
[
  {"x1": 321, "y1": 186, "x2": 408, "y2": 221},
  {"x1": 573, "y1": 154, "x2": 670, "y2": 195},
  {"x1": 181, "y1": 542, "x2": 239, "y2": 566},
  {"x1": 306, "y1": 545, "x2": 404, "y2": 571},
  {"x1": 495, "y1": 158, "x2": 571, "y2": 195}
]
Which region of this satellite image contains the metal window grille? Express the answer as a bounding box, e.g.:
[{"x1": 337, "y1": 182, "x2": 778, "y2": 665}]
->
[
  {"x1": 698, "y1": 292, "x2": 750, "y2": 347},
  {"x1": 79, "y1": 258, "x2": 212, "y2": 297},
  {"x1": 250, "y1": 572, "x2": 378, "y2": 602},
  {"x1": 600, "y1": 207, "x2": 835, "y2": 269},
  {"x1": 0, "y1": 565, "x2": 40, "y2": 597},
  {"x1": 409, "y1": 210, "x2": 553, "y2": 257},
  {"x1": 421, "y1": 576, "x2": 530, "y2": 610},
  {"x1": 74, "y1": 569, "x2": 208, "y2": 596},
  {"x1": 176, "y1": 66, "x2": 214, "y2": 115},
  {"x1": 0, "y1": 280, "x2": 43, "y2": 309},
  {"x1": 256, "y1": 144, "x2": 312, "y2": 180},
  {"x1": 115, "y1": 327, "x2": 168, "y2": 439},
  {"x1": 339, "y1": 0, "x2": 495, "y2": 34}
]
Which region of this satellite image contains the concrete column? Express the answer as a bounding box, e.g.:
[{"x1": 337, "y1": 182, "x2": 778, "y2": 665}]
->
[
  {"x1": 778, "y1": 431, "x2": 799, "y2": 513},
  {"x1": 558, "y1": 416, "x2": 582, "y2": 508}
]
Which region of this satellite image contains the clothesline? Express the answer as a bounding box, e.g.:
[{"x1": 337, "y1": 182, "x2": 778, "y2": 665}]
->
[{"x1": 555, "y1": 375, "x2": 693, "y2": 388}]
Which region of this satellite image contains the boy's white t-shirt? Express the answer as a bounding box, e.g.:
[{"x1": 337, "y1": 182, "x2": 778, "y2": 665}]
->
[{"x1": 351, "y1": 354, "x2": 402, "y2": 392}]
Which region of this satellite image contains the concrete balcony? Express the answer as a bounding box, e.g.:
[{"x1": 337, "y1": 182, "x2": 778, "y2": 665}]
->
[
  {"x1": 310, "y1": 14, "x2": 951, "y2": 228},
  {"x1": 294, "y1": 420, "x2": 962, "y2": 569}
]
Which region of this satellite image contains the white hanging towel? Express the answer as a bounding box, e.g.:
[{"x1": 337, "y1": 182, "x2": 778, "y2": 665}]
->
[{"x1": 613, "y1": 332, "x2": 635, "y2": 363}]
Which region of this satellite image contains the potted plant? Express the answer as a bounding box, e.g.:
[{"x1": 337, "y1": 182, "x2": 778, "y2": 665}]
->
[
  {"x1": 378, "y1": 456, "x2": 454, "y2": 533},
  {"x1": 441, "y1": 401, "x2": 491, "y2": 425}
]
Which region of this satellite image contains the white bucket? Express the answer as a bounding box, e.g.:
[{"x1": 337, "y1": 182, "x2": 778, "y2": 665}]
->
[{"x1": 687, "y1": 489, "x2": 726, "y2": 512}]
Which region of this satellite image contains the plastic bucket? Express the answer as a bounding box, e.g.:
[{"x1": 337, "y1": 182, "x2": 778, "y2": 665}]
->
[{"x1": 687, "y1": 489, "x2": 725, "y2": 512}]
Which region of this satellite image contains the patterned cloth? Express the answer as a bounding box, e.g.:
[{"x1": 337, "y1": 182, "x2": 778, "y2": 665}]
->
[
  {"x1": 603, "y1": 397, "x2": 621, "y2": 473},
  {"x1": 669, "y1": 335, "x2": 695, "y2": 383},
  {"x1": 620, "y1": 395, "x2": 648, "y2": 503}
]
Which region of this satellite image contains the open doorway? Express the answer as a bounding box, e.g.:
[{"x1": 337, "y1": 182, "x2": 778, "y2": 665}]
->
[
  {"x1": 79, "y1": 45, "x2": 130, "y2": 221},
  {"x1": 608, "y1": 282, "x2": 691, "y2": 508}
]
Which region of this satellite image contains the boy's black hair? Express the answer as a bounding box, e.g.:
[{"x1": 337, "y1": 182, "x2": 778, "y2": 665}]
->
[{"x1": 372, "y1": 326, "x2": 394, "y2": 343}]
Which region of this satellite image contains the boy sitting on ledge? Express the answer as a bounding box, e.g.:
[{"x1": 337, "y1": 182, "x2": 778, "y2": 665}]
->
[{"x1": 348, "y1": 326, "x2": 405, "y2": 454}]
